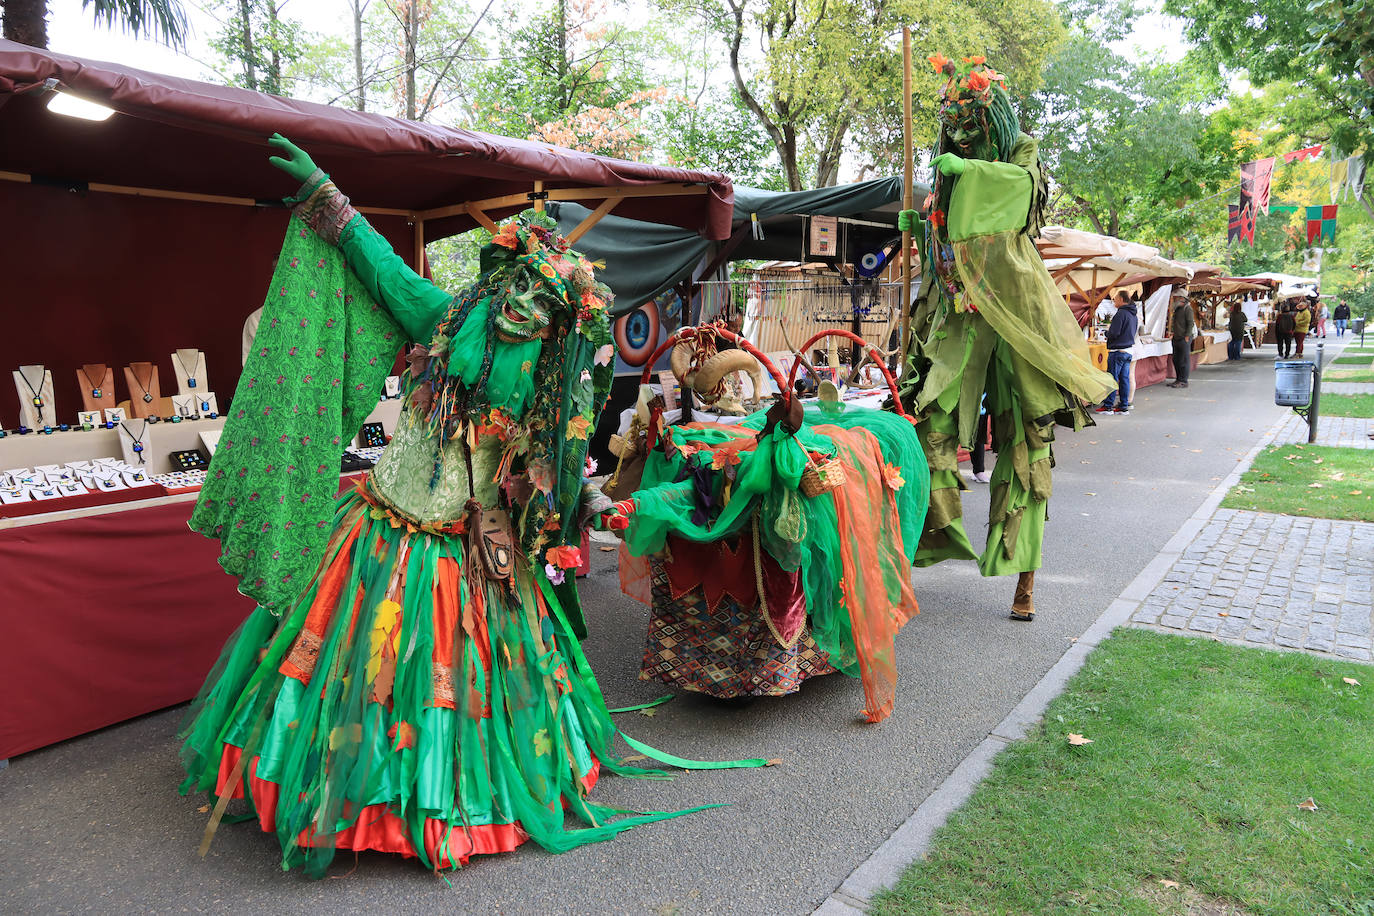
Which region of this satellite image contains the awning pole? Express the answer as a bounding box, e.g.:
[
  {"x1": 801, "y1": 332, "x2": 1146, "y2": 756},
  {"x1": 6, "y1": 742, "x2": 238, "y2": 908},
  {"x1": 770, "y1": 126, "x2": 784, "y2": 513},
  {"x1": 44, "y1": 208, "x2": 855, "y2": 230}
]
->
[{"x1": 896, "y1": 25, "x2": 915, "y2": 373}]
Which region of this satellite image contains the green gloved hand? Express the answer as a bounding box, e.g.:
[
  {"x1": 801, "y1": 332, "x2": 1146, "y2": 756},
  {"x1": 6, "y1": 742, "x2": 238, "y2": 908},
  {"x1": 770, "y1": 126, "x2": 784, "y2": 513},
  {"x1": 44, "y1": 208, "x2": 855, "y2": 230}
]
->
[
  {"x1": 897, "y1": 209, "x2": 919, "y2": 233},
  {"x1": 267, "y1": 133, "x2": 320, "y2": 185},
  {"x1": 931, "y1": 152, "x2": 967, "y2": 176}
]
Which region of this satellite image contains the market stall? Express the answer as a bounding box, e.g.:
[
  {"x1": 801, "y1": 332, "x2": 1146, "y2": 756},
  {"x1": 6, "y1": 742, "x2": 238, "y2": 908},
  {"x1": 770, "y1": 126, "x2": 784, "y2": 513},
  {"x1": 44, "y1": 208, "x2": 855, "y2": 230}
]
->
[{"x1": 0, "y1": 41, "x2": 736, "y2": 762}]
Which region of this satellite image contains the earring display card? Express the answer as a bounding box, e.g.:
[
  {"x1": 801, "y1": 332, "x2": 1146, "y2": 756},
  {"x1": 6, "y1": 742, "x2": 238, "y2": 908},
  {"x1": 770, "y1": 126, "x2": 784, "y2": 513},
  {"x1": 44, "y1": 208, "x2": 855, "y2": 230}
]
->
[
  {"x1": 104, "y1": 407, "x2": 127, "y2": 424},
  {"x1": 383, "y1": 375, "x2": 401, "y2": 398},
  {"x1": 0, "y1": 487, "x2": 30, "y2": 504},
  {"x1": 78, "y1": 410, "x2": 102, "y2": 428}
]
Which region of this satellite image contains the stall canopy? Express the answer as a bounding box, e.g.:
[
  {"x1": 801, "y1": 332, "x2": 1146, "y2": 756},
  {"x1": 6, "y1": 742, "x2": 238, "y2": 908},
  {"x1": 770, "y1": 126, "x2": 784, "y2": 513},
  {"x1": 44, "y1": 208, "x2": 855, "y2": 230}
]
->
[
  {"x1": 549, "y1": 177, "x2": 914, "y2": 315},
  {"x1": 0, "y1": 41, "x2": 738, "y2": 426},
  {"x1": 0, "y1": 40, "x2": 735, "y2": 241},
  {"x1": 1037, "y1": 225, "x2": 1192, "y2": 303}
]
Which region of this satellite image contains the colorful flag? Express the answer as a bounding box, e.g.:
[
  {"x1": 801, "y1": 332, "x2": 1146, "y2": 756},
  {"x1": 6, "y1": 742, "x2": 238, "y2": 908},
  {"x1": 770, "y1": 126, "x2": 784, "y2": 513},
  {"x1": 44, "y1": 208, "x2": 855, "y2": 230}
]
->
[
  {"x1": 1269, "y1": 204, "x2": 1300, "y2": 215},
  {"x1": 1330, "y1": 158, "x2": 1349, "y2": 203},
  {"x1": 1228, "y1": 203, "x2": 1255, "y2": 245},
  {"x1": 1249, "y1": 158, "x2": 1276, "y2": 213},
  {"x1": 1227, "y1": 204, "x2": 1243, "y2": 245},
  {"x1": 1347, "y1": 157, "x2": 1366, "y2": 201},
  {"x1": 1306, "y1": 204, "x2": 1338, "y2": 244},
  {"x1": 1284, "y1": 145, "x2": 1323, "y2": 163}
]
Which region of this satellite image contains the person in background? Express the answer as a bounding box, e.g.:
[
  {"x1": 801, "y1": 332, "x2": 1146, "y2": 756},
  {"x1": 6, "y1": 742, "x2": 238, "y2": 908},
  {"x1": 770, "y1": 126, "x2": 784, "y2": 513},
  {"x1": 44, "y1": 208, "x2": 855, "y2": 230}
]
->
[
  {"x1": 1097, "y1": 290, "x2": 1139, "y2": 412},
  {"x1": 1333, "y1": 300, "x2": 1351, "y2": 337},
  {"x1": 1293, "y1": 299, "x2": 1312, "y2": 357},
  {"x1": 1275, "y1": 302, "x2": 1296, "y2": 359},
  {"x1": 1226, "y1": 302, "x2": 1247, "y2": 360},
  {"x1": 1167, "y1": 293, "x2": 1196, "y2": 389},
  {"x1": 1315, "y1": 299, "x2": 1329, "y2": 338}
]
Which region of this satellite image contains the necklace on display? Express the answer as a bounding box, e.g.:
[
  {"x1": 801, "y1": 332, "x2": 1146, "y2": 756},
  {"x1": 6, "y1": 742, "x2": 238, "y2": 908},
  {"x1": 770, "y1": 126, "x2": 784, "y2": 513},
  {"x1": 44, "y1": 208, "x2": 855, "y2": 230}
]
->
[
  {"x1": 18, "y1": 365, "x2": 45, "y2": 409},
  {"x1": 80, "y1": 366, "x2": 106, "y2": 399},
  {"x1": 130, "y1": 364, "x2": 155, "y2": 403},
  {"x1": 175, "y1": 350, "x2": 200, "y2": 389},
  {"x1": 120, "y1": 420, "x2": 148, "y2": 462}
]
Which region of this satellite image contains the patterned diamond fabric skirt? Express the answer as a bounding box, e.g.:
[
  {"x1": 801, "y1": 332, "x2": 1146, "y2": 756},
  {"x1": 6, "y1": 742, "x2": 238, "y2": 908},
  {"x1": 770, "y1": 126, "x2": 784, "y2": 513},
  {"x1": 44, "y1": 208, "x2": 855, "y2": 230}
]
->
[{"x1": 640, "y1": 558, "x2": 836, "y2": 698}]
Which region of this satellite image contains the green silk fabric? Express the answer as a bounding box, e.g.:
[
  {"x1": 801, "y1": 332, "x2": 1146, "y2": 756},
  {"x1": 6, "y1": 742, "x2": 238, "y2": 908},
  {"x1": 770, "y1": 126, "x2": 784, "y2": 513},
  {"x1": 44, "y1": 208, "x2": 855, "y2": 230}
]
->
[{"x1": 191, "y1": 217, "x2": 402, "y2": 613}]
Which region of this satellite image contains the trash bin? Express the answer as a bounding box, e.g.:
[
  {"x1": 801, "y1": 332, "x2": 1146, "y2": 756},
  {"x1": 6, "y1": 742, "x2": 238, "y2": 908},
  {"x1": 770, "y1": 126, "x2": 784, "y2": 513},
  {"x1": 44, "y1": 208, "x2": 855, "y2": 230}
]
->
[
  {"x1": 1354, "y1": 316, "x2": 1366, "y2": 335},
  {"x1": 1275, "y1": 360, "x2": 1314, "y2": 407}
]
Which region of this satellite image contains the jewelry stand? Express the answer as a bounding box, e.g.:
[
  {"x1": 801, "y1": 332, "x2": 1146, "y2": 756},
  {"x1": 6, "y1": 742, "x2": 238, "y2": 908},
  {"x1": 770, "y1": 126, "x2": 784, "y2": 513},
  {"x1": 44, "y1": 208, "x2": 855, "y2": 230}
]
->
[
  {"x1": 116, "y1": 418, "x2": 153, "y2": 467},
  {"x1": 170, "y1": 348, "x2": 209, "y2": 396},
  {"x1": 123, "y1": 362, "x2": 162, "y2": 419},
  {"x1": 13, "y1": 365, "x2": 57, "y2": 428},
  {"x1": 170, "y1": 394, "x2": 198, "y2": 419},
  {"x1": 77, "y1": 363, "x2": 116, "y2": 413}
]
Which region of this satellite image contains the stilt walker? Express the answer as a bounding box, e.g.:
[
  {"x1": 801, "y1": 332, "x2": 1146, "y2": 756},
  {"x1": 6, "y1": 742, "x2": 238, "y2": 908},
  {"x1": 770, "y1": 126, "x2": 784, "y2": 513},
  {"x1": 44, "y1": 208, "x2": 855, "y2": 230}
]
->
[{"x1": 896, "y1": 56, "x2": 1113, "y2": 620}]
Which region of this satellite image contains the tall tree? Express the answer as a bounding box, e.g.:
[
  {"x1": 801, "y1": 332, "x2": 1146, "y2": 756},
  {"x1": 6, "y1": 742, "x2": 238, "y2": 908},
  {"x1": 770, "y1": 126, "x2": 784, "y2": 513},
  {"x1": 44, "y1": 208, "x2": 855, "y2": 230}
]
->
[
  {"x1": 208, "y1": 0, "x2": 304, "y2": 95},
  {"x1": 3, "y1": 0, "x2": 188, "y2": 50}
]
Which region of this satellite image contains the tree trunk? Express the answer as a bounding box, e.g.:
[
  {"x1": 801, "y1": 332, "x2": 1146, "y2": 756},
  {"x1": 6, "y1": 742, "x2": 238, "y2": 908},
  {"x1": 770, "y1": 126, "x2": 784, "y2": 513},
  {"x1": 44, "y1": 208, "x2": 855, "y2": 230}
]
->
[
  {"x1": 1071, "y1": 194, "x2": 1106, "y2": 236},
  {"x1": 2, "y1": 0, "x2": 49, "y2": 47},
  {"x1": 556, "y1": 0, "x2": 568, "y2": 111},
  {"x1": 238, "y1": 0, "x2": 258, "y2": 91},
  {"x1": 404, "y1": 0, "x2": 417, "y2": 120},
  {"x1": 267, "y1": 0, "x2": 281, "y2": 93},
  {"x1": 353, "y1": 0, "x2": 365, "y2": 111}
]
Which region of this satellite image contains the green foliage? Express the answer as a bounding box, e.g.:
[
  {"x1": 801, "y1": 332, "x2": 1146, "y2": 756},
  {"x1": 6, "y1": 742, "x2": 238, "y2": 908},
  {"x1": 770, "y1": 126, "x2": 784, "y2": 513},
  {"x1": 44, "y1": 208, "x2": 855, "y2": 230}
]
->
[
  {"x1": 870, "y1": 629, "x2": 1374, "y2": 915},
  {"x1": 83, "y1": 0, "x2": 189, "y2": 46},
  {"x1": 208, "y1": 0, "x2": 305, "y2": 95}
]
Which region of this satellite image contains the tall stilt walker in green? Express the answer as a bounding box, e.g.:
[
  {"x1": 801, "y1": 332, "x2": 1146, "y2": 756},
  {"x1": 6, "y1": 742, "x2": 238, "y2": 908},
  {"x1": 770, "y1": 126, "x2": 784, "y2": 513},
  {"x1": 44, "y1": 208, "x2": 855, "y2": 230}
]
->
[{"x1": 898, "y1": 56, "x2": 1113, "y2": 620}]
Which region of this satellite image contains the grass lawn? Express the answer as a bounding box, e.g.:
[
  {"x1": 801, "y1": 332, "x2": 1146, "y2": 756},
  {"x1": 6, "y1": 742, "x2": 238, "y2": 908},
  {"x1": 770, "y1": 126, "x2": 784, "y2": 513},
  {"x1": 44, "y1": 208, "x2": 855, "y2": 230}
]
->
[
  {"x1": 1222, "y1": 444, "x2": 1374, "y2": 522},
  {"x1": 1316, "y1": 393, "x2": 1374, "y2": 417},
  {"x1": 870, "y1": 630, "x2": 1374, "y2": 916},
  {"x1": 1330, "y1": 355, "x2": 1373, "y2": 366}
]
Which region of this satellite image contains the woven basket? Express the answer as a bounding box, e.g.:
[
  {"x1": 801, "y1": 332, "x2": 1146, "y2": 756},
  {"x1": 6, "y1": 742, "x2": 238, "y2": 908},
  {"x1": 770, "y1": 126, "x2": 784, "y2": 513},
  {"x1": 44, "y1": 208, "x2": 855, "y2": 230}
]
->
[{"x1": 800, "y1": 454, "x2": 846, "y2": 497}]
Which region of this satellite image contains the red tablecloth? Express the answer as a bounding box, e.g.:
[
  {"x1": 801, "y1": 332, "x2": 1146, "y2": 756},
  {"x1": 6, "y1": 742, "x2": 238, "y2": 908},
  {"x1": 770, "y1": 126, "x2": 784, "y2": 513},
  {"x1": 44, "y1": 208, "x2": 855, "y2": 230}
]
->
[{"x1": 1, "y1": 500, "x2": 256, "y2": 759}]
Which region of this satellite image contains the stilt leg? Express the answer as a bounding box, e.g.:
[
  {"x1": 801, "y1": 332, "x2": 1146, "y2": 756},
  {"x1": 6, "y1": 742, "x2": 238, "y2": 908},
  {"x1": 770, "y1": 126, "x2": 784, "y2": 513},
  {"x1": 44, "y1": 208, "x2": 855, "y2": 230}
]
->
[{"x1": 1010, "y1": 570, "x2": 1035, "y2": 621}]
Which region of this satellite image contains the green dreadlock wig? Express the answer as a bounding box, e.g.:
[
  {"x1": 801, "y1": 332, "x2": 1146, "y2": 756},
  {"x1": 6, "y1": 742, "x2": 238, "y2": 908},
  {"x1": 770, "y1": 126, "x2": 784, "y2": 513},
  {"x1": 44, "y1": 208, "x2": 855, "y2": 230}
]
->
[{"x1": 929, "y1": 54, "x2": 1020, "y2": 163}]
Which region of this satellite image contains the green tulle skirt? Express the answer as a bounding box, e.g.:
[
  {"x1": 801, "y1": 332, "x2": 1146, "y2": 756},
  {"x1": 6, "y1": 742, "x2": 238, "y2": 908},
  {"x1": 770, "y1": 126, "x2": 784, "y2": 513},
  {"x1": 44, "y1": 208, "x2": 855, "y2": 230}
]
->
[{"x1": 179, "y1": 485, "x2": 713, "y2": 876}]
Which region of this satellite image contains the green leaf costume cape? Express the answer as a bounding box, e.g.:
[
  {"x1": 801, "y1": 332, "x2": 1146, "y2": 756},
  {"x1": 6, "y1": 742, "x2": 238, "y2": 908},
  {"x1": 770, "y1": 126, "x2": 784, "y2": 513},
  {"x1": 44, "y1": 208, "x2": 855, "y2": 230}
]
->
[
  {"x1": 902, "y1": 60, "x2": 1113, "y2": 577},
  {"x1": 181, "y1": 173, "x2": 764, "y2": 877}
]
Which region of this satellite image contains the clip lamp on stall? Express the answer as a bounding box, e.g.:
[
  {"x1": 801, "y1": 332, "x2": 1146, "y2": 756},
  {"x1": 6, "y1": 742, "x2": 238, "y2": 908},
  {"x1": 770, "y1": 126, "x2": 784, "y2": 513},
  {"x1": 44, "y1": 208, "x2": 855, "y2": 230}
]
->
[{"x1": 42, "y1": 78, "x2": 116, "y2": 121}]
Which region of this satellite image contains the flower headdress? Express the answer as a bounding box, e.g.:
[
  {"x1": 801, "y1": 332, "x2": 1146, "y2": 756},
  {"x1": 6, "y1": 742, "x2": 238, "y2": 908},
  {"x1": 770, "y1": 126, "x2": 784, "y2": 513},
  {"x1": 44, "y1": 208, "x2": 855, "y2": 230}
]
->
[{"x1": 926, "y1": 53, "x2": 1019, "y2": 163}]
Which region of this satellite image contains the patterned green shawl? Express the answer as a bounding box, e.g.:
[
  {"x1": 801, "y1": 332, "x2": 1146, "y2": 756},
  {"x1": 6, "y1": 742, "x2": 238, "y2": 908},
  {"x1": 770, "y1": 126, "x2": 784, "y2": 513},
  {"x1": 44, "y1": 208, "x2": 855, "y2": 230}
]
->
[{"x1": 190, "y1": 217, "x2": 401, "y2": 613}]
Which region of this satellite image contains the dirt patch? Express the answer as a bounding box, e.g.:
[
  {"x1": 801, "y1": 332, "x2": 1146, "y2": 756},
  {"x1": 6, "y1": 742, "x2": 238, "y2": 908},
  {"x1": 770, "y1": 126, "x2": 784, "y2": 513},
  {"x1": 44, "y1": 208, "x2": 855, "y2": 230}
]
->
[{"x1": 1138, "y1": 879, "x2": 1255, "y2": 915}]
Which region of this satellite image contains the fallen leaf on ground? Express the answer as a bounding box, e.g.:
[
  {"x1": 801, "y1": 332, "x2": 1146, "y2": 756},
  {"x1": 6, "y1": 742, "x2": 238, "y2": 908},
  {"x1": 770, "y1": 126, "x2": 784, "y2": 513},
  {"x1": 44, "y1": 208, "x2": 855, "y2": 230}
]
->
[
  {"x1": 620, "y1": 754, "x2": 649, "y2": 764},
  {"x1": 1085, "y1": 492, "x2": 1097, "y2": 496},
  {"x1": 1343, "y1": 677, "x2": 1361, "y2": 686},
  {"x1": 1218, "y1": 611, "x2": 1229, "y2": 617},
  {"x1": 198, "y1": 804, "x2": 210, "y2": 813},
  {"x1": 1351, "y1": 490, "x2": 1364, "y2": 496},
  {"x1": 638, "y1": 707, "x2": 657, "y2": 717},
  {"x1": 1067, "y1": 733, "x2": 1094, "y2": 746},
  {"x1": 1298, "y1": 797, "x2": 1319, "y2": 811},
  {"x1": 1160, "y1": 879, "x2": 1181, "y2": 889},
  {"x1": 1308, "y1": 483, "x2": 1323, "y2": 488},
  {"x1": 600, "y1": 546, "x2": 616, "y2": 552}
]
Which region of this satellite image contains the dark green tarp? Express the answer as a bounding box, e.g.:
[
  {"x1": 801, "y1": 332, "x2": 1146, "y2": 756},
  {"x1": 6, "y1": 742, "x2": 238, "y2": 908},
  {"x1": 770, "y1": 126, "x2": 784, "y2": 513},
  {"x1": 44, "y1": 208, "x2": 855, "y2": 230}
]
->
[{"x1": 551, "y1": 176, "x2": 919, "y2": 316}]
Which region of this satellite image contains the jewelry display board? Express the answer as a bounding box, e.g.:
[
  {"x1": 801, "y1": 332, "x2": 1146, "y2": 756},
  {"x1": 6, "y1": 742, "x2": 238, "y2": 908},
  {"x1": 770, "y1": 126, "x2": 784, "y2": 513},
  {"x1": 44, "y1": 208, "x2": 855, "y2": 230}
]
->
[
  {"x1": 170, "y1": 348, "x2": 209, "y2": 396},
  {"x1": 116, "y1": 418, "x2": 153, "y2": 467},
  {"x1": 76, "y1": 363, "x2": 116, "y2": 413},
  {"x1": 13, "y1": 365, "x2": 56, "y2": 429},
  {"x1": 123, "y1": 362, "x2": 162, "y2": 419}
]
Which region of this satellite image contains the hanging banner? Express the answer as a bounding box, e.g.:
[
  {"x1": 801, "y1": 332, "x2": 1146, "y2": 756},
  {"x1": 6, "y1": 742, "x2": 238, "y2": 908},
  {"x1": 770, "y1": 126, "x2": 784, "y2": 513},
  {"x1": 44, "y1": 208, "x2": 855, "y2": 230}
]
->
[
  {"x1": 1269, "y1": 204, "x2": 1300, "y2": 215},
  {"x1": 1227, "y1": 204, "x2": 1253, "y2": 246},
  {"x1": 1247, "y1": 158, "x2": 1276, "y2": 213},
  {"x1": 1330, "y1": 158, "x2": 1349, "y2": 203},
  {"x1": 1306, "y1": 204, "x2": 1338, "y2": 244},
  {"x1": 1302, "y1": 247, "x2": 1324, "y2": 273},
  {"x1": 1283, "y1": 145, "x2": 1323, "y2": 163},
  {"x1": 1348, "y1": 157, "x2": 1366, "y2": 201}
]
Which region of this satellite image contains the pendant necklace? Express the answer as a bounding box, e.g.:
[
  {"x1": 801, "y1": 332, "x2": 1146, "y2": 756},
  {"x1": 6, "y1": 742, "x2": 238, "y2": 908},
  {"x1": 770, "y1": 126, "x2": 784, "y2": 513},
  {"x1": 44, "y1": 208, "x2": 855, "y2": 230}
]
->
[
  {"x1": 130, "y1": 363, "x2": 155, "y2": 403},
  {"x1": 175, "y1": 351, "x2": 200, "y2": 389},
  {"x1": 18, "y1": 365, "x2": 46, "y2": 410},
  {"x1": 120, "y1": 420, "x2": 148, "y2": 462},
  {"x1": 80, "y1": 365, "x2": 106, "y2": 400}
]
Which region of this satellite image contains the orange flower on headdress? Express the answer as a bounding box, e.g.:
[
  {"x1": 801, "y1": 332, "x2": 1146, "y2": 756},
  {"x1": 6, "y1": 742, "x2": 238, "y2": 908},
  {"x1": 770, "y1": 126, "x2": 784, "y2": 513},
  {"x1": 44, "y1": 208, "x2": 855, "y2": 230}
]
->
[
  {"x1": 963, "y1": 55, "x2": 986, "y2": 65},
  {"x1": 492, "y1": 221, "x2": 520, "y2": 250},
  {"x1": 927, "y1": 53, "x2": 951, "y2": 74},
  {"x1": 966, "y1": 70, "x2": 991, "y2": 92}
]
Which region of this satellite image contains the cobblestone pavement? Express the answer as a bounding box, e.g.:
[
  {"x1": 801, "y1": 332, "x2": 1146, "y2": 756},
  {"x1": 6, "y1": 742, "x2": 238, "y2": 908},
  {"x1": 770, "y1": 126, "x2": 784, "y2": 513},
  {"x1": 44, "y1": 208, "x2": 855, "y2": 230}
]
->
[
  {"x1": 1325, "y1": 382, "x2": 1374, "y2": 394},
  {"x1": 1274, "y1": 413, "x2": 1374, "y2": 448},
  {"x1": 1130, "y1": 508, "x2": 1374, "y2": 661}
]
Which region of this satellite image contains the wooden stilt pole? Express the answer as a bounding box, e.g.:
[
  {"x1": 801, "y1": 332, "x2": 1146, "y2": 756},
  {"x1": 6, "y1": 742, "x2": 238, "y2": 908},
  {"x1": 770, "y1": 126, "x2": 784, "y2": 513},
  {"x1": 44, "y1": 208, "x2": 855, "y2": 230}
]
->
[{"x1": 897, "y1": 26, "x2": 916, "y2": 371}]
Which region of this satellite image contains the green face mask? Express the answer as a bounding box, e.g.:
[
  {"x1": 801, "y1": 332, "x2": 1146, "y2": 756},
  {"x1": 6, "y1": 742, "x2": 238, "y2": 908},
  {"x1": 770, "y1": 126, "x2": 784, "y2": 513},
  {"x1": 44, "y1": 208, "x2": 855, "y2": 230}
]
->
[
  {"x1": 945, "y1": 110, "x2": 998, "y2": 162},
  {"x1": 494, "y1": 264, "x2": 556, "y2": 342}
]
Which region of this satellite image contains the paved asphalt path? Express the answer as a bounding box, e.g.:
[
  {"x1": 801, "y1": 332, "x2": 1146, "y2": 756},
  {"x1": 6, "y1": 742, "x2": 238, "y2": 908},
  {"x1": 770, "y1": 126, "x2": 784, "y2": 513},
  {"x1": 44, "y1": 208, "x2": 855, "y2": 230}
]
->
[{"x1": 0, "y1": 348, "x2": 1298, "y2": 915}]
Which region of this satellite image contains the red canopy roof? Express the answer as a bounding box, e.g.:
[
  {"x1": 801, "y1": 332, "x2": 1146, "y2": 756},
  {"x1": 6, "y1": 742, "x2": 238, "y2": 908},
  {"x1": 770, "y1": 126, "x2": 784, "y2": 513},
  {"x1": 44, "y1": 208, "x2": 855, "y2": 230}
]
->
[{"x1": 0, "y1": 40, "x2": 734, "y2": 241}]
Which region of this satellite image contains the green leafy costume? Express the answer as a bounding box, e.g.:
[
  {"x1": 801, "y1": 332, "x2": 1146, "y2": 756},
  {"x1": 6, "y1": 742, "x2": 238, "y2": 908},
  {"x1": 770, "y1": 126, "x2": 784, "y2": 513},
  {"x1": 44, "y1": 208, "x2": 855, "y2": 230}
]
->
[
  {"x1": 180, "y1": 155, "x2": 763, "y2": 876},
  {"x1": 901, "y1": 58, "x2": 1113, "y2": 582}
]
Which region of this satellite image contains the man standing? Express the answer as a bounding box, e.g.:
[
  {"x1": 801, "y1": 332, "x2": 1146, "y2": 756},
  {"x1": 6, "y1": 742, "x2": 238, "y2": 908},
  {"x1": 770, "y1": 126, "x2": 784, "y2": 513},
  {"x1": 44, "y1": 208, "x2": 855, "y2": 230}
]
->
[
  {"x1": 1168, "y1": 293, "x2": 1196, "y2": 388},
  {"x1": 1227, "y1": 302, "x2": 1247, "y2": 360},
  {"x1": 1275, "y1": 303, "x2": 1296, "y2": 358},
  {"x1": 1097, "y1": 291, "x2": 1138, "y2": 413},
  {"x1": 1334, "y1": 300, "x2": 1351, "y2": 337}
]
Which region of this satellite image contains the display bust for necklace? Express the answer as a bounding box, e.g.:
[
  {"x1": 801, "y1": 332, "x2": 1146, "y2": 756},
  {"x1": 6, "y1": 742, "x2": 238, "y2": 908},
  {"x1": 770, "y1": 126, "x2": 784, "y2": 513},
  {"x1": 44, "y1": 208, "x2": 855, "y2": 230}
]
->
[{"x1": 173, "y1": 348, "x2": 207, "y2": 393}]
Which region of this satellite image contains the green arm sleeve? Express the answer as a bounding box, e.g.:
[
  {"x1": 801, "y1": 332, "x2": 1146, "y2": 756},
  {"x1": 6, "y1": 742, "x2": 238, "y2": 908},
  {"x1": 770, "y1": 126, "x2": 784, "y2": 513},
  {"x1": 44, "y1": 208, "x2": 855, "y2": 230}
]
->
[{"x1": 336, "y1": 215, "x2": 452, "y2": 343}]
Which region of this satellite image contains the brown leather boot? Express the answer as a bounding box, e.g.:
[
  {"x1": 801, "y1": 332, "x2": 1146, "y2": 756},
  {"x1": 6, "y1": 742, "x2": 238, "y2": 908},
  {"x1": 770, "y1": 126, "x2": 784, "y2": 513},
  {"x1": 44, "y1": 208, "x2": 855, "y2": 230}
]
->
[{"x1": 1010, "y1": 570, "x2": 1035, "y2": 621}]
